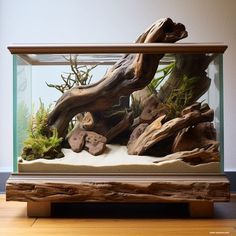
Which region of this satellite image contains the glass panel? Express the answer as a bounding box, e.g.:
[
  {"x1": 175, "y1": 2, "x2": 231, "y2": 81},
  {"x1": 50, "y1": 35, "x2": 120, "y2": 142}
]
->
[
  {"x1": 19, "y1": 54, "x2": 122, "y2": 65},
  {"x1": 13, "y1": 51, "x2": 224, "y2": 174},
  {"x1": 13, "y1": 55, "x2": 32, "y2": 172}
]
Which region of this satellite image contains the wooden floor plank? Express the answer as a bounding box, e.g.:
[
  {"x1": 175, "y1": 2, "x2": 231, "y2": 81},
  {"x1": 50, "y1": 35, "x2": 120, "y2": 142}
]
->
[
  {"x1": 33, "y1": 218, "x2": 236, "y2": 228},
  {"x1": 0, "y1": 227, "x2": 235, "y2": 236},
  {"x1": 0, "y1": 196, "x2": 35, "y2": 226},
  {"x1": 0, "y1": 194, "x2": 236, "y2": 236},
  {"x1": 0, "y1": 202, "x2": 28, "y2": 217}
]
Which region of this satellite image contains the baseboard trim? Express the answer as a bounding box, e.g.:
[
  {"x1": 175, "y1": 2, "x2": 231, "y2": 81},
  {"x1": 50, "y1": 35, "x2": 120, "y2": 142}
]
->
[
  {"x1": 1, "y1": 171, "x2": 236, "y2": 193},
  {"x1": 0, "y1": 172, "x2": 10, "y2": 193},
  {"x1": 225, "y1": 172, "x2": 236, "y2": 192}
]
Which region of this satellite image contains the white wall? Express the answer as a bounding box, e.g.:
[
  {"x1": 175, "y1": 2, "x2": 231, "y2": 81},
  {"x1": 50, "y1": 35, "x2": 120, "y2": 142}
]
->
[{"x1": 0, "y1": 0, "x2": 236, "y2": 171}]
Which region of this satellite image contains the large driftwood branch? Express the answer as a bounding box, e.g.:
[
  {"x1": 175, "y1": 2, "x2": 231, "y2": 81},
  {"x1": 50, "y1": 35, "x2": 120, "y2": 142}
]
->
[
  {"x1": 157, "y1": 54, "x2": 217, "y2": 105},
  {"x1": 132, "y1": 54, "x2": 216, "y2": 128},
  {"x1": 127, "y1": 103, "x2": 214, "y2": 155},
  {"x1": 80, "y1": 101, "x2": 134, "y2": 143},
  {"x1": 48, "y1": 18, "x2": 187, "y2": 137}
]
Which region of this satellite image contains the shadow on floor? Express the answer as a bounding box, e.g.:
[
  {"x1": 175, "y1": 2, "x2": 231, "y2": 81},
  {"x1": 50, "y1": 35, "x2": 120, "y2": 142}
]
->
[
  {"x1": 51, "y1": 202, "x2": 190, "y2": 219},
  {"x1": 51, "y1": 197, "x2": 236, "y2": 219}
]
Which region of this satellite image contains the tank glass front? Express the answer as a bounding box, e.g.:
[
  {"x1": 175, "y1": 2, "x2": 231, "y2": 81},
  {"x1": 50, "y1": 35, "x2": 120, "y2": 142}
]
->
[{"x1": 13, "y1": 51, "x2": 224, "y2": 173}]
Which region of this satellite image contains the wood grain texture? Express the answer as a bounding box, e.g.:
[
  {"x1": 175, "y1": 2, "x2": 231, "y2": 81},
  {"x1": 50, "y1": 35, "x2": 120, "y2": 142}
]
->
[
  {"x1": 189, "y1": 201, "x2": 214, "y2": 217},
  {"x1": 27, "y1": 202, "x2": 51, "y2": 217},
  {"x1": 8, "y1": 43, "x2": 228, "y2": 55},
  {"x1": 1, "y1": 194, "x2": 236, "y2": 236},
  {"x1": 1, "y1": 227, "x2": 235, "y2": 236},
  {"x1": 6, "y1": 174, "x2": 230, "y2": 203},
  {"x1": 47, "y1": 18, "x2": 188, "y2": 137},
  {"x1": 127, "y1": 104, "x2": 214, "y2": 155}
]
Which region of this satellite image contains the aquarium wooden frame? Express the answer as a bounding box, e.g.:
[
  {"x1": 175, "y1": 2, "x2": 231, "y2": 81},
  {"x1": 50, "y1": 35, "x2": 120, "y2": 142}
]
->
[
  {"x1": 8, "y1": 43, "x2": 227, "y2": 54},
  {"x1": 8, "y1": 43, "x2": 229, "y2": 217},
  {"x1": 6, "y1": 173, "x2": 230, "y2": 217},
  {"x1": 8, "y1": 43, "x2": 228, "y2": 65}
]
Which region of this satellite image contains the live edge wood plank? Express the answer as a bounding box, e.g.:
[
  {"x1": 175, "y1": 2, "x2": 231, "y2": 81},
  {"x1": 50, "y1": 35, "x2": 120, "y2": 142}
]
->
[{"x1": 6, "y1": 174, "x2": 230, "y2": 203}]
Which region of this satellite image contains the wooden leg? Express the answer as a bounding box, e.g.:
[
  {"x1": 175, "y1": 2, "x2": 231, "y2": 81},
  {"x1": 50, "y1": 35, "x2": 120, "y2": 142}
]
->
[
  {"x1": 189, "y1": 201, "x2": 214, "y2": 218},
  {"x1": 27, "y1": 202, "x2": 51, "y2": 217}
]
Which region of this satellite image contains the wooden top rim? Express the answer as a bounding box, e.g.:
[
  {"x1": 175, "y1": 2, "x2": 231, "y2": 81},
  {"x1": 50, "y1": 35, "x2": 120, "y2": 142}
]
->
[{"x1": 8, "y1": 43, "x2": 228, "y2": 54}]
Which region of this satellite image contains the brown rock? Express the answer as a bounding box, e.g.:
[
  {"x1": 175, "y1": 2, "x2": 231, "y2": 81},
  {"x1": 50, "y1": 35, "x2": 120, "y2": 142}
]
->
[
  {"x1": 84, "y1": 131, "x2": 107, "y2": 156},
  {"x1": 68, "y1": 128, "x2": 107, "y2": 156},
  {"x1": 68, "y1": 129, "x2": 86, "y2": 153}
]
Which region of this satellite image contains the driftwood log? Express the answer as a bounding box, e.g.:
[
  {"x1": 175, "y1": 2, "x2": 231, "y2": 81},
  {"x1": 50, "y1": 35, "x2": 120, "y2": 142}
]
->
[
  {"x1": 48, "y1": 18, "x2": 187, "y2": 137},
  {"x1": 132, "y1": 53, "x2": 216, "y2": 128},
  {"x1": 133, "y1": 94, "x2": 166, "y2": 127},
  {"x1": 153, "y1": 147, "x2": 220, "y2": 165},
  {"x1": 172, "y1": 122, "x2": 218, "y2": 153},
  {"x1": 127, "y1": 103, "x2": 214, "y2": 155},
  {"x1": 45, "y1": 18, "x2": 219, "y2": 163},
  {"x1": 6, "y1": 174, "x2": 229, "y2": 203},
  {"x1": 80, "y1": 106, "x2": 134, "y2": 143},
  {"x1": 157, "y1": 54, "x2": 216, "y2": 105}
]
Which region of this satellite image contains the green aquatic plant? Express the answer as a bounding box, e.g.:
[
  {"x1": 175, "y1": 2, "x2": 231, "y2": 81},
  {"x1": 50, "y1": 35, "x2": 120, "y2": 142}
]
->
[
  {"x1": 46, "y1": 55, "x2": 98, "y2": 94},
  {"x1": 148, "y1": 62, "x2": 175, "y2": 95},
  {"x1": 46, "y1": 55, "x2": 98, "y2": 132},
  {"x1": 130, "y1": 94, "x2": 143, "y2": 118},
  {"x1": 21, "y1": 100, "x2": 63, "y2": 161},
  {"x1": 165, "y1": 75, "x2": 200, "y2": 118},
  {"x1": 146, "y1": 62, "x2": 201, "y2": 119},
  {"x1": 130, "y1": 63, "x2": 175, "y2": 118}
]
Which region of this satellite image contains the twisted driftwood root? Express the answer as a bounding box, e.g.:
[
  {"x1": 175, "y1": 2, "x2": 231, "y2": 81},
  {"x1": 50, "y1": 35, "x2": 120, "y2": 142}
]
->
[
  {"x1": 132, "y1": 53, "x2": 216, "y2": 128},
  {"x1": 127, "y1": 103, "x2": 214, "y2": 155},
  {"x1": 47, "y1": 18, "x2": 187, "y2": 137},
  {"x1": 80, "y1": 109, "x2": 134, "y2": 143}
]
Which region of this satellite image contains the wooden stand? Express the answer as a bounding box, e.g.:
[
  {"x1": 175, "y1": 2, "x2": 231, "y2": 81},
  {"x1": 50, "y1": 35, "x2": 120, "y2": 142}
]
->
[
  {"x1": 27, "y1": 202, "x2": 51, "y2": 217},
  {"x1": 188, "y1": 201, "x2": 214, "y2": 217},
  {"x1": 6, "y1": 173, "x2": 230, "y2": 218}
]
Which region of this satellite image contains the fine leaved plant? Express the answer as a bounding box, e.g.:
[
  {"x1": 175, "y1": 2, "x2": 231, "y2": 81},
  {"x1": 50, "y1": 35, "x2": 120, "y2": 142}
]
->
[
  {"x1": 21, "y1": 100, "x2": 63, "y2": 161},
  {"x1": 46, "y1": 55, "x2": 98, "y2": 94}
]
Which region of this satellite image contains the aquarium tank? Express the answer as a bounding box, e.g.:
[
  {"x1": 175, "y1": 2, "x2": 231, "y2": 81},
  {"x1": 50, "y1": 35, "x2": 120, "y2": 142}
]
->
[{"x1": 9, "y1": 18, "x2": 227, "y2": 174}]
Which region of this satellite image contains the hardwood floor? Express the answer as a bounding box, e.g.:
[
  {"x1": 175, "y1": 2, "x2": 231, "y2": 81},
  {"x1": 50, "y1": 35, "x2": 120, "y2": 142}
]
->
[{"x1": 0, "y1": 194, "x2": 235, "y2": 236}]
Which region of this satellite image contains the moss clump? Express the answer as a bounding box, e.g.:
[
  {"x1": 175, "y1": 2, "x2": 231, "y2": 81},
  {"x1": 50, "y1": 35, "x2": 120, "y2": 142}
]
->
[{"x1": 21, "y1": 101, "x2": 63, "y2": 161}]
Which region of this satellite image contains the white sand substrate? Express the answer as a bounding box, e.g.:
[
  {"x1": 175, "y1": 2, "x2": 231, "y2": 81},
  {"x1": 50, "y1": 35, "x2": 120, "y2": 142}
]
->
[{"x1": 18, "y1": 144, "x2": 220, "y2": 173}]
